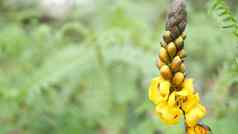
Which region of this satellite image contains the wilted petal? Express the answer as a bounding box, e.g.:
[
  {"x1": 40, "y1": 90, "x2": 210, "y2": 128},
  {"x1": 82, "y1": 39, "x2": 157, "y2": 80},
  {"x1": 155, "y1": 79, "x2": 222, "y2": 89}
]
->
[
  {"x1": 186, "y1": 127, "x2": 196, "y2": 134},
  {"x1": 186, "y1": 124, "x2": 211, "y2": 134}
]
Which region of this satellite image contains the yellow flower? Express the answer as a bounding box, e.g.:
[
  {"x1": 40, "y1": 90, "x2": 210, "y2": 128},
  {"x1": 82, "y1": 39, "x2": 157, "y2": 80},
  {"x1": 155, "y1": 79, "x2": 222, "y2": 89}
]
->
[
  {"x1": 182, "y1": 93, "x2": 200, "y2": 113},
  {"x1": 176, "y1": 79, "x2": 194, "y2": 96},
  {"x1": 148, "y1": 76, "x2": 170, "y2": 104},
  {"x1": 185, "y1": 104, "x2": 207, "y2": 127},
  {"x1": 155, "y1": 102, "x2": 181, "y2": 125}
]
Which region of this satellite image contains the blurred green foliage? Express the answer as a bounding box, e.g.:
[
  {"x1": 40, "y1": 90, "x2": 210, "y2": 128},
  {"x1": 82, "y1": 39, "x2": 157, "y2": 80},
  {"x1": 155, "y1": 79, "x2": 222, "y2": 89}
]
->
[{"x1": 0, "y1": 0, "x2": 238, "y2": 134}]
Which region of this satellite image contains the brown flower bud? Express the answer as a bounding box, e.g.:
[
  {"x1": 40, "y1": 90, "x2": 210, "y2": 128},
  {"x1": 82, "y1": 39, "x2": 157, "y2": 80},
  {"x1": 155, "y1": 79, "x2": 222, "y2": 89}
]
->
[
  {"x1": 175, "y1": 36, "x2": 184, "y2": 50},
  {"x1": 160, "y1": 65, "x2": 172, "y2": 80},
  {"x1": 179, "y1": 63, "x2": 186, "y2": 72},
  {"x1": 177, "y1": 49, "x2": 186, "y2": 58},
  {"x1": 172, "y1": 72, "x2": 184, "y2": 87},
  {"x1": 163, "y1": 31, "x2": 173, "y2": 43},
  {"x1": 159, "y1": 47, "x2": 170, "y2": 63},
  {"x1": 171, "y1": 56, "x2": 182, "y2": 72},
  {"x1": 167, "y1": 42, "x2": 177, "y2": 58},
  {"x1": 156, "y1": 57, "x2": 165, "y2": 69}
]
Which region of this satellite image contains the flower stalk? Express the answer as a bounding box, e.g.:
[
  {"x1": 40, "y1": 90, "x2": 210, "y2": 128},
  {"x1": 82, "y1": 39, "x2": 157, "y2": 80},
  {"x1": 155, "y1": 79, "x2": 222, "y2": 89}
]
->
[{"x1": 148, "y1": 0, "x2": 211, "y2": 133}]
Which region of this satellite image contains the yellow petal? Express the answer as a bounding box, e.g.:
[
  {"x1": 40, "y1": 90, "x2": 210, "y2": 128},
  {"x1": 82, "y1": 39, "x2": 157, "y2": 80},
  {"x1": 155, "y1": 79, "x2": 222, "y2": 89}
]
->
[
  {"x1": 159, "y1": 80, "x2": 170, "y2": 99},
  {"x1": 182, "y1": 93, "x2": 200, "y2": 113},
  {"x1": 183, "y1": 79, "x2": 194, "y2": 89},
  {"x1": 176, "y1": 79, "x2": 195, "y2": 96},
  {"x1": 176, "y1": 88, "x2": 193, "y2": 96},
  {"x1": 148, "y1": 76, "x2": 163, "y2": 104},
  {"x1": 155, "y1": 102, "x2": 181, "y2": 125},
  {"x1": 168, "y1": 92, "x2": 176, "y2": 106},
  {"x1": 185, "y1": 104, "x2": 207, "y2": 127}
]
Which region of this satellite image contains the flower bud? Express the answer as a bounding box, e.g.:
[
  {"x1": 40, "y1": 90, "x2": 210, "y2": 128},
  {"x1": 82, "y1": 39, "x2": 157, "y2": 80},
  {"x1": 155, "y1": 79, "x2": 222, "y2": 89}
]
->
[
  {"x1": 179, "y1": 63, "x2": 186, "y2": 72},
  {"x1": 160, "y1": 41, "x2": 167, "y2": 48},
  {"x1": 163, "y1": 31, "x2": 173, "y2": 43},
  {"x1": 172, "y1": 72, "x2": 184, "y2": 87},
  {"x1": 156, "y1": 57, "x2": 165, "y2": 69},
  {"x1": 175, "y1": 36, "x2": 184, "y2": 50},
  {"x1": 171, "y1": 56, "x2": 182, "y2": 72},
  {"x1": 177, "y1": 49, "x2": 186, "y2": 58},
  {"x1": 181, "y1": 32, "x2": 186, "y2": 40},
  {"x1": 160, "y1": 65, "x2": 172, "y2": 80},
  {"x1": 167, "y1": 42, "x2": 177, "y2": 58},
  {"x1": 159, "y1": 47, "x2": 170, "y2": 63}
]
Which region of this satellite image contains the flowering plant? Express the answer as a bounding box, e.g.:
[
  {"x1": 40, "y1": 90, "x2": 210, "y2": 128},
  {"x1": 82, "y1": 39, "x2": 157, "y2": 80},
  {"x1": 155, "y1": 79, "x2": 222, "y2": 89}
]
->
[{"x1": 148, "y1": 0, "x2": 211, "y2": 133}]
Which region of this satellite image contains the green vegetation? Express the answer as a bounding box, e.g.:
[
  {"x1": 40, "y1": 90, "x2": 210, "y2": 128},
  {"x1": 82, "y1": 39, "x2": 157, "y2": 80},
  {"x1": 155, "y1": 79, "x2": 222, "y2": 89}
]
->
[{"x1": 0, "y1": 0, "x2": 237, "y2": 133}]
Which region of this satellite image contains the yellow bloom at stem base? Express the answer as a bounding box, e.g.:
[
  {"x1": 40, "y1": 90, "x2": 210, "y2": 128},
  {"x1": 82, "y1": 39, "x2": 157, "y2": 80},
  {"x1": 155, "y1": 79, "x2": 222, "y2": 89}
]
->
[
  {"x1": 175, "y1": 78, "x2": 207, "y2": 126},
  {"x1": 155, "y1": 102, "x2": 181, "y2": 125},
  {"x1": 185, "y1": 104, "x2": 207, "y2": 127},
  {"x1": 181, "y1": 93, "x2": 200, "y2": 113},
  {"x1": 148, "y1": 76, "x2": 207, "y2": 128}
]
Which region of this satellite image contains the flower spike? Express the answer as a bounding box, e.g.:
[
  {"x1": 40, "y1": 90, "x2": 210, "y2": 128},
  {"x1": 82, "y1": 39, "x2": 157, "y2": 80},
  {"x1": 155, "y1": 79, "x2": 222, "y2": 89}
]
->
[{"x1": 148, "y1": 0, "x2": 211, "y2": 133}]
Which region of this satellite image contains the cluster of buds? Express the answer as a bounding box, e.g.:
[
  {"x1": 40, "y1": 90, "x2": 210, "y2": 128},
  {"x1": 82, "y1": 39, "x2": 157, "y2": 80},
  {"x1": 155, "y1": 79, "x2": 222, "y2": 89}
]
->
[{"x1": 148, "y1": 30, "x2": 209, "y2": 134}]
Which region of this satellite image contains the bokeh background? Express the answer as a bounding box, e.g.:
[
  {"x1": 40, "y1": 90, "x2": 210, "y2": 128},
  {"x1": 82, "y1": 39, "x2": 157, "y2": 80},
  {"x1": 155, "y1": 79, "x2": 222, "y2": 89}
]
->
[{"x1": 0, "y1": 0, "x2": 238, "y2": 134}]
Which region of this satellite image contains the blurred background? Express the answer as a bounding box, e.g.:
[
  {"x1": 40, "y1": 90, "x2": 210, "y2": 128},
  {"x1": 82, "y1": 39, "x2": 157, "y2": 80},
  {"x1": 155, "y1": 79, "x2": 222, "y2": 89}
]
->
[{"x1": 0, "y1": 0, "x2": 238, "y2": 134}]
